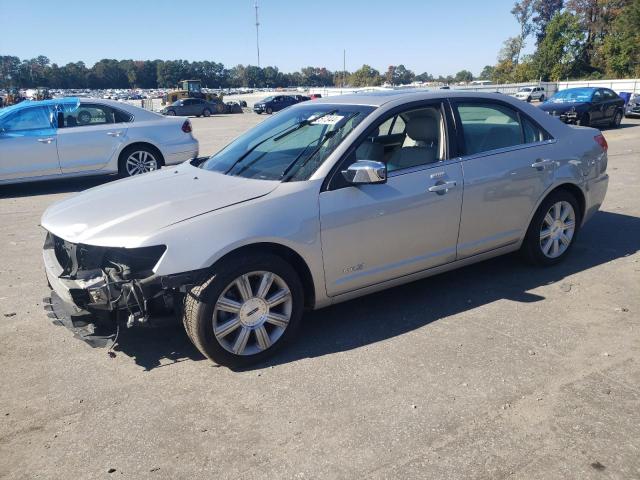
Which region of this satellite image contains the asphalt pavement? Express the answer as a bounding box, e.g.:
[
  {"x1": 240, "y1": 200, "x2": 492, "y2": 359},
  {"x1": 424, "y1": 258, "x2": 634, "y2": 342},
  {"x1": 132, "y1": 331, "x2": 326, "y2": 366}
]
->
[{"x1": 0, "y1": 113, "x2": 639, "y2": 479}]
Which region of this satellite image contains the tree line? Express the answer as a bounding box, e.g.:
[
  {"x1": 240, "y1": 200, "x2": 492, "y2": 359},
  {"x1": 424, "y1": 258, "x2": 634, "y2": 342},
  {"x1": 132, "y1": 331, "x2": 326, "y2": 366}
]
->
[
  {"x1": 0, "y1": 54, "x2": 475, "y2": 90},
  {"x1": 480, "y1": 0, "x2": 640, "y2": 83}
]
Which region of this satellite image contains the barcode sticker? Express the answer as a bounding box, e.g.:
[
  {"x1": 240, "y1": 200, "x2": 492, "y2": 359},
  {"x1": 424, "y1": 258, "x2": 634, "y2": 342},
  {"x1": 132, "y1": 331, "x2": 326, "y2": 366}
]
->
[{"x1": 310, "y1": 115, "x2": 344, "y2": 125}]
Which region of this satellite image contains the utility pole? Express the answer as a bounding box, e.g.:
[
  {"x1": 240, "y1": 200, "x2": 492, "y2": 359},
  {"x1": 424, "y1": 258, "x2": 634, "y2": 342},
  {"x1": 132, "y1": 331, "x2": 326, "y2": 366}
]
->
[
  {"x1": 255, "y1": 0, "x2": 261, "y2": 68},
  {"x1": 342, "y1": 49, "x2": 346, "y2": 89}
]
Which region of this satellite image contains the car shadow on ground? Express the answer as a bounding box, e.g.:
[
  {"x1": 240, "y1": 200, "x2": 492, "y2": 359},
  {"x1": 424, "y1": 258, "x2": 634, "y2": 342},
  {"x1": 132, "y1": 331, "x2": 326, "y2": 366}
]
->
[
  {"x1": 0, "y1": 175, "x2": 115, "y2": 198},
  {"x1": 107, "y1": 210, "x2": 640, "y2": 371},
  {"x1": 615, "y1": 121, "x2": 640, "y2": 130}
]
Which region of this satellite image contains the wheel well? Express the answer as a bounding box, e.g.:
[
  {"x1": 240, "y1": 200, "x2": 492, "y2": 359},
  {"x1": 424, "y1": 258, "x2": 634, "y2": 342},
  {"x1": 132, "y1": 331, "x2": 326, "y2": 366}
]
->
[
  {"x1": 119, "y1": 142, "x2": 165, "y2": 167},
  {"x1": 549, "y1": 183, "x2": 586, "y2": 220},
  {"x1": 214, "y1": 243, "x2": 316, "y2": 309}
]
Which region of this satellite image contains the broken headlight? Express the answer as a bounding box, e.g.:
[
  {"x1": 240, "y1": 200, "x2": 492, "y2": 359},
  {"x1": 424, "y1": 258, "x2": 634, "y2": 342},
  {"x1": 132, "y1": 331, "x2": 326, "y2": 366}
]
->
[{"x1": 48, "y1": 233, "x2": 166, "y2": 280}]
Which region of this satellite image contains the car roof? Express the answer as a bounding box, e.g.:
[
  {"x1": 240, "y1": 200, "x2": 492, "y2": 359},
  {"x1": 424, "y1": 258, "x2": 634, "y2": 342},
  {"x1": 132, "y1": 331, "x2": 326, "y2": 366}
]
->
[
  {"x1": 0, "y1": 97, "x2": 81, "y2": 117},
  {"x1": 311, "y1": 90, "x2": 515, "y2": 107},
  {"x1": 559, "y1": 87, "x2": 599, "y2": 92}
]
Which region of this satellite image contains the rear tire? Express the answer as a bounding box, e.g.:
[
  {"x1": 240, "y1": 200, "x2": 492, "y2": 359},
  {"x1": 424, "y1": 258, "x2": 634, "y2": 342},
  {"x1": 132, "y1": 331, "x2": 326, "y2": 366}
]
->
[
  {"x1": 539, "y1": 94, "x2": 545, "y2": 102},
  {"x1": 521, "y1": 190, "x2": 581, "y2": 266},
  {"x1": 203, "y1": 108, "x2": 211, "y2": 117},
  {"x1": 183, "y1": 253, "x2": 304, "y2": 368},
  {"x1": 118, "y1": 145, "x2": 161, "y2": 177},
  {"x1": 527, "y1": 96, "x2": 532, "y2": 103}
]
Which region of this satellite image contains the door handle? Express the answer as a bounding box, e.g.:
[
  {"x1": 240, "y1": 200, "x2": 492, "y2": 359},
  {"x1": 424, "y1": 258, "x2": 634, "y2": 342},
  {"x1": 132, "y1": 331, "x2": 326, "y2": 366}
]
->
[
  {"x1": 37, "y1": 137, "x2": 54, "y2": 144},
  {"x1": 531, "y1": 159, "x2": 553, "y2": 170},
  {"x1": 107, "y1": 131, "x2": 122, "y2": 137},
  {"x1": 428, "y1": 180, "x2": 457, "y2": 194}
]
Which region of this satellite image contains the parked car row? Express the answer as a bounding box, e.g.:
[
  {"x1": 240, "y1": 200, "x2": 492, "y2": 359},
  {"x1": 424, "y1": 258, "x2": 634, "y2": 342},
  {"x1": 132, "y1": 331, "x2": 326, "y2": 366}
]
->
[
  {"x1": 0, "y1": 98, "x2": 198, "y2": 184},
  {"x1": 40, "y1": 90, "x2": 609, "y2": 367}
]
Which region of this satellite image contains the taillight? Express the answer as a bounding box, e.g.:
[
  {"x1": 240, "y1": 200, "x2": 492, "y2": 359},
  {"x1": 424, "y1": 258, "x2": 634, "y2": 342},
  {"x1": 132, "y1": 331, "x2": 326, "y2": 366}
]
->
[
  {"x1": 594, "y1": 134, "x2": 608, "y2": 152},
  {"x1": 181, "y1": 120, "x2": 192, "y2": 133}
]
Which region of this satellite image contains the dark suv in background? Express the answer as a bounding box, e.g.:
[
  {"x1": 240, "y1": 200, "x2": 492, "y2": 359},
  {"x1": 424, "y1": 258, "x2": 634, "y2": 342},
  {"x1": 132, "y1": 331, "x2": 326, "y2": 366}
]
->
[{"x1": 253, "y1": 95, "x2": 299, "y2": 114}]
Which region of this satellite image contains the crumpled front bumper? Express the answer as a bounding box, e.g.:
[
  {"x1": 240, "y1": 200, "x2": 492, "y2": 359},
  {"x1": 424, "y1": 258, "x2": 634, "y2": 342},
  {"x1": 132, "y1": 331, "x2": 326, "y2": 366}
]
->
[
  {"x1": 43, "y1": 246, "x2": 108, "y2": 309},
  {"x1": 42, "y1": 232, "x2": 203, "y2": 328}
]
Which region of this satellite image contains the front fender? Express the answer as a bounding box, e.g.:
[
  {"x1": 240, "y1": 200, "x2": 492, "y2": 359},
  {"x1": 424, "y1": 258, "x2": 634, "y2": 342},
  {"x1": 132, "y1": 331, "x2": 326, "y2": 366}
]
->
[{"x1": 146, "y1": 179, "x2": 329, "y2": 308}]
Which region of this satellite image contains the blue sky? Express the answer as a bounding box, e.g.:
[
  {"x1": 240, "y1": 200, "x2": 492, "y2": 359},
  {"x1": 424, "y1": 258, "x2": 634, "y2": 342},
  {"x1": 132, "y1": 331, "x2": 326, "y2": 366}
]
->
[{"x1": 0, "y1": 0, "x2": 527, "y2": 77}]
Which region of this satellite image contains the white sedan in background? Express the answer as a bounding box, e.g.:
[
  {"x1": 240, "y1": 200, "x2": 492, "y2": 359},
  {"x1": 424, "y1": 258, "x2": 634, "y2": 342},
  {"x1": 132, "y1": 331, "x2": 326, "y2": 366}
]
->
[{"x1": 0, "y1": 98, "x2": 198, "y2": 185}]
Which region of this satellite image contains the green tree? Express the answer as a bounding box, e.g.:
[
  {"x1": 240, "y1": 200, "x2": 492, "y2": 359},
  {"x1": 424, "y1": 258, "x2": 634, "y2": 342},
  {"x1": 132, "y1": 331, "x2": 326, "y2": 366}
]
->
[
  {"x1": 532, "y1": 0, "x2": 564, "y2": 45},
  {"x1": 454, "y1": 69, "x2": 474, "y2": 83},
  {"x1": 394, "y1": 64, "x2": 415, "y2": 84},
  {"x1": 415, "y1": 71, "x2": 434, "y2": 82},
  {"x1": 600, "y1": 0, "x2": 640, "y2": 77},
  {"x1": 479, "y1": 65, "x2": 496, "y2": 79},
  {"x1": 348, "y1": 64, "x2": 382, "y2": 87},
  {"x1": 511, "y1": 0, "x2": 535, "y2": 63},
  {"x1": 533, "y1": 11, "x2": 585, "y2": 80}
]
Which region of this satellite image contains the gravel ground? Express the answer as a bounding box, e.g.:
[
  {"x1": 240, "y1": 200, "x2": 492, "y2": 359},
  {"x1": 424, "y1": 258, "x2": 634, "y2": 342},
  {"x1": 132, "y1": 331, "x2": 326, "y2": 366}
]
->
[{"x1": 0, "y1": 113, "x2": 639, "y2": 480}]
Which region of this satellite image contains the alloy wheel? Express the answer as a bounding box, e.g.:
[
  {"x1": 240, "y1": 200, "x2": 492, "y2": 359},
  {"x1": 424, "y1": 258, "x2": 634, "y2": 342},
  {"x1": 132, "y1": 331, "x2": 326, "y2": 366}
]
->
[
  {"x1": 539, "y1": 201, "x2": 576, "y2": 259},
  {"x1": 212, "y1": 271, "x2": 292, "y2": 356},
  {"x1": 125, "y1": 150, "x2": 158, "y2": 176}
]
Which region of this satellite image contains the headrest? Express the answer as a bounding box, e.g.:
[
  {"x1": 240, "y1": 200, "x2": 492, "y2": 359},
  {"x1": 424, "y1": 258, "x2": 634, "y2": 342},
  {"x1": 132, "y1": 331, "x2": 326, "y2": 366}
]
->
[{"x1": 405, "y1": 115, "x2": 439, "y2": 142}]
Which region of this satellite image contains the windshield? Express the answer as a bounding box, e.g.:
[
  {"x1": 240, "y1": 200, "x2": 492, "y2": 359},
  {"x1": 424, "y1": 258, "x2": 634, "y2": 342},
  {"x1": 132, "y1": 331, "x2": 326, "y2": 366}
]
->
[
  {"x1": 200, "y1": 104, "x2": 374, "y2": 181},
  {"x1": 261, "y1": 96, "x2": 274, "y2": 103},
  {"x1": 519, "y1": 87, "x2": 532, "y2": 92},
  {"x1": 548, "y1": 88, "x2": 594, "y2": 103},
  {"x1": 171, "y1": 100, "x2": 183, "y2": 106}
]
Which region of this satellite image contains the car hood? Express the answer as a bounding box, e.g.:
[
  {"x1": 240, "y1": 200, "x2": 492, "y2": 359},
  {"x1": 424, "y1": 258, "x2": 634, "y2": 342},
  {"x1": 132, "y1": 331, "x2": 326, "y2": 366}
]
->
[
  {"x1": 41, "y1": 163, "x2": 280, "y2": 247},
  {"x1": 539, "y1": 101, "x2": 590, "y2": 113}
]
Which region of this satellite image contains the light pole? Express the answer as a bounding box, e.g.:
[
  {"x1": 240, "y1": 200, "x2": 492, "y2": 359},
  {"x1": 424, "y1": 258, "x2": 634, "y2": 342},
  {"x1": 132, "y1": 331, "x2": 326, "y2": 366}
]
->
[{"x1": 255, "y1": 0, "x2": 261, "y2": 68}]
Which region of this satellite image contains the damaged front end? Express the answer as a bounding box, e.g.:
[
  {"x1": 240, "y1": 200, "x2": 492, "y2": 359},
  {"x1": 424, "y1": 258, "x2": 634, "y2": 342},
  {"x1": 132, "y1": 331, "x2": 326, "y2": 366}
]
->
[{"x1": 43, "y1": 232, "x2": 200, "y2": 329}]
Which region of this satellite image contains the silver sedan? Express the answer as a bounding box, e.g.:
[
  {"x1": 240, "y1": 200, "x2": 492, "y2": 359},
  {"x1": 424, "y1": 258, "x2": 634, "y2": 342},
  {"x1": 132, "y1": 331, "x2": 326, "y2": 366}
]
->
[
  {"x1": 0, "y1": 98, "x2": 198, "y2": 184},
  {"x1": 41, "y1": 91, "x2": 608, "y2": 367}
]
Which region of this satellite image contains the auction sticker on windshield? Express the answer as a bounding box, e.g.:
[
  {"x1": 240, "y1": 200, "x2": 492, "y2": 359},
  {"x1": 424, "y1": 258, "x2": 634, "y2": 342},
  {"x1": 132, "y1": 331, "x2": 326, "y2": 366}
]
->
[{"x1": 310, "y1": 115, "x2": 344, "y2": 125}]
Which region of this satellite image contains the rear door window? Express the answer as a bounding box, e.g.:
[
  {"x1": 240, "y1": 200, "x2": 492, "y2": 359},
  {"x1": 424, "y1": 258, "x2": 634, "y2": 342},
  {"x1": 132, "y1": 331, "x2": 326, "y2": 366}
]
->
[
  {"x1": 455, "y1": 102, "x2": 549, "y2": 155},
  {"x1": 60, "y1": 104, "x2": 131, "y2": 127},
  {"x1": 456, "y1": 103, "x2": 523, "y2": 155}
]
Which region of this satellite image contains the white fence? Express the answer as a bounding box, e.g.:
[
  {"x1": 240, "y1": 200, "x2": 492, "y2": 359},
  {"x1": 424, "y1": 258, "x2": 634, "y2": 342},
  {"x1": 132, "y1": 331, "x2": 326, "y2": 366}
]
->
[
  {"x1": 556, "y1": 78, "x2": 640, "y2": 94},
  {"x1": 310, "y1": 78, "x2": 640, "y2": 98}
]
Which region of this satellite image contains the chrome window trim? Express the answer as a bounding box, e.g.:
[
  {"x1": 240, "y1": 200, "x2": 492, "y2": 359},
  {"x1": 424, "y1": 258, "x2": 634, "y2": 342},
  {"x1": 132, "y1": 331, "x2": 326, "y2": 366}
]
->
[{"x1": 455, "y1": 138, "x2": 558, "y2": 163}]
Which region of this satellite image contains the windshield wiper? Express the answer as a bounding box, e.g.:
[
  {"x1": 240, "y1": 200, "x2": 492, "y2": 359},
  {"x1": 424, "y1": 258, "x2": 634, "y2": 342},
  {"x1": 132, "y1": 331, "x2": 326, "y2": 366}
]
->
[
  {"x1": 221, "y1": 109, "x2": 338, "y2": 174},
  {"x1": 280, "y1": 112, "x2": 359, "y2": 181}
]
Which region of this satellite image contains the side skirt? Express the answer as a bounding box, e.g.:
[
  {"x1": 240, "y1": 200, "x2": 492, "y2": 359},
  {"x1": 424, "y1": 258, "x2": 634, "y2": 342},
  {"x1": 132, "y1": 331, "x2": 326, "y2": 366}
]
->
[{"x1": 322, "y1": 243, "x2": 521, "y2": 308}]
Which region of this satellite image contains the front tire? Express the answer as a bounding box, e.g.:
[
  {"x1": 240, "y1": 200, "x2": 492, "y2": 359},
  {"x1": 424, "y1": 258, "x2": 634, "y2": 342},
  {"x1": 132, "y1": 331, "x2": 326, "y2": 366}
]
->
[
  {"x1": 266, "y1": 107, "x2": 273, "y2": 114},
  {"x1": 166, "y1": 110, "x2": 176, "y2": 116},
  {"x1": 521, "y1": 190, "x2": 581, "y2": 266},
  {"x1": 203, "y1": 108, "x2": 211, "y2": 117},
  {"x1": 577, "y1": 113, "x2": 590, "y2": 127},
  {"x1": 527, "y1": 96, "x2": 532, "y2": 103},
  {"x1": 183, "y1": 253, "x2": 304, "y2": 368},
  {"x1": 610, "y1": 110, "x2": 622, "y2": 128}
]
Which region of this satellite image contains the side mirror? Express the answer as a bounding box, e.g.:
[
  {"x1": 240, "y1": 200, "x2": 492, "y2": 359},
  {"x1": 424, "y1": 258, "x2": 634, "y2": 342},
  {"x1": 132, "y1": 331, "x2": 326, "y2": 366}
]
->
[{"x1": 342, "y1": 160, "x2": 387, "y2": 185}]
